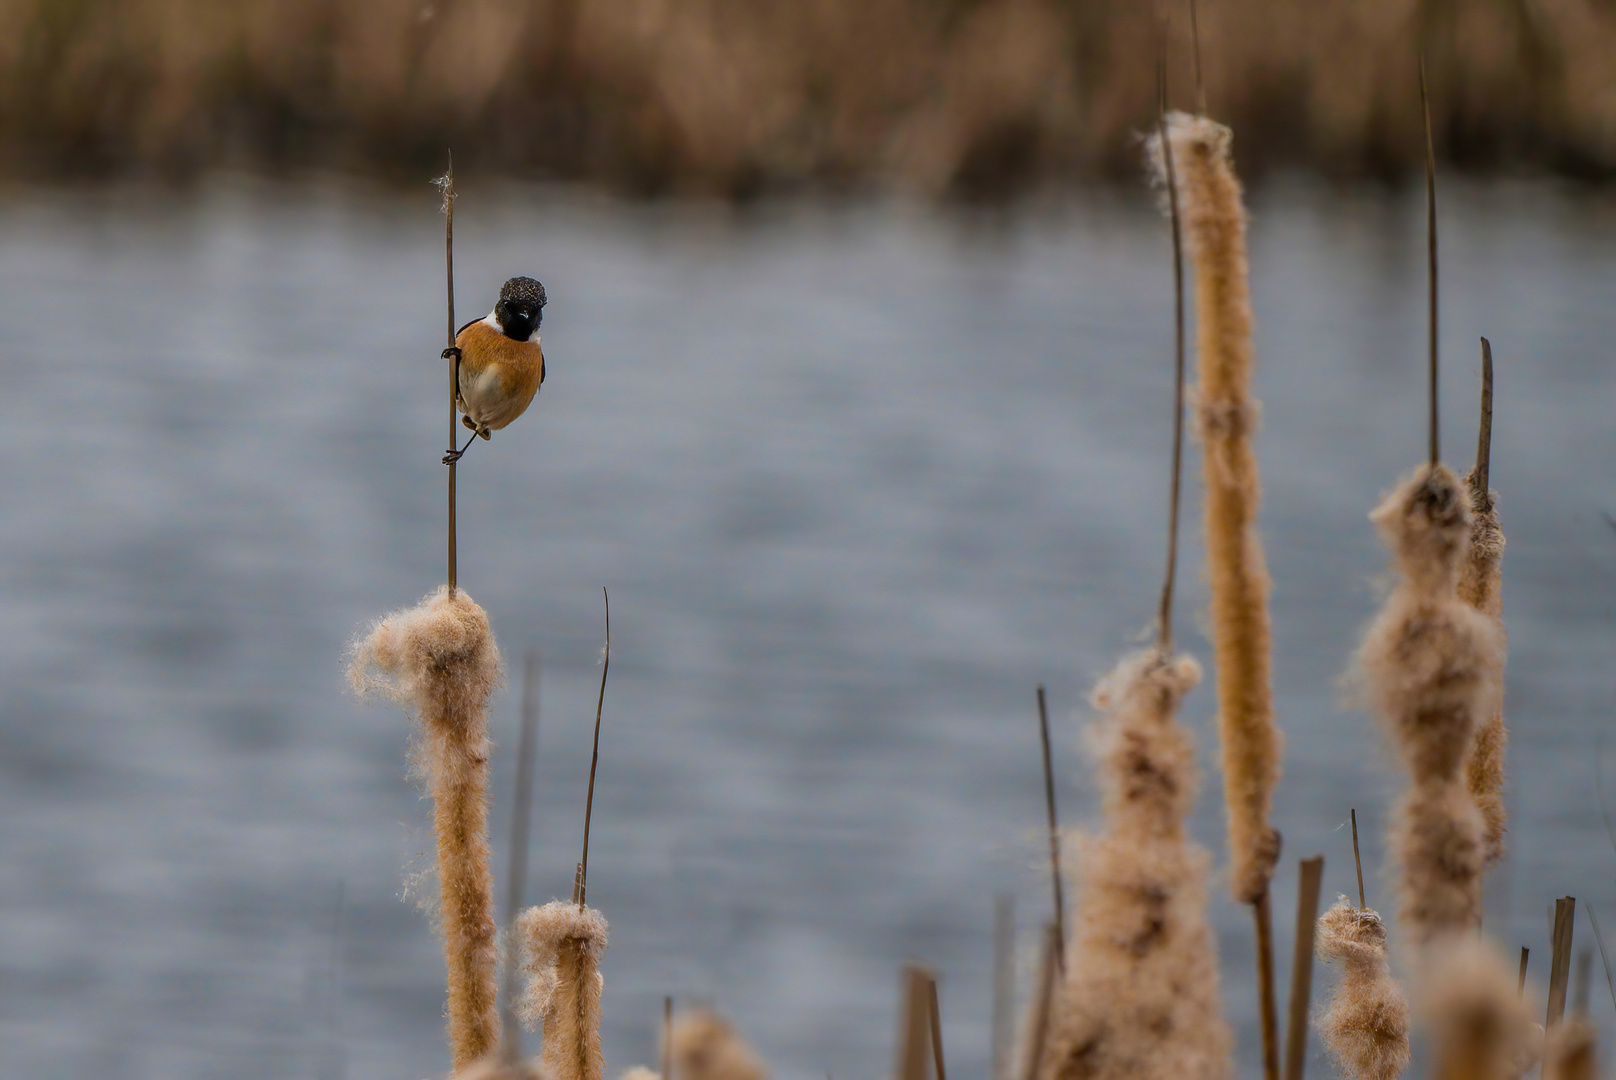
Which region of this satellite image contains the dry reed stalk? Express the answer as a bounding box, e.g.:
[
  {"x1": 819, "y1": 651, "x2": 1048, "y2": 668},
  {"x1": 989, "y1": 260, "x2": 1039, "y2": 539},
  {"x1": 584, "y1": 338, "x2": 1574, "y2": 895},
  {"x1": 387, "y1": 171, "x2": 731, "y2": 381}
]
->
[
  {"x1": 348, "y1": 586, "x2": 504, "y2": 1070},
  {"x1": 1546, "y1": 897, "x2": 1576, "y2": 1031},
  {"x1": 1356, "y1": 465, "x2": 1502, "y2": 944},
  {"x1": 1150, "y1": 109, "x2": 1282, "y2": 909},
  {"x1": 518, "y1": 901, "x2": 609, "y2": 1080},
  {"x1": 669, "y1": 1011, "x2": 769, "y2": 1080},
  {"x1": 1038, "y1": 649, "x2": 1231, "y2": 1080},
  {"x1": 1020, "y1": 923, "x2": 1060, "y2": 1080},
  {"x1": 1283, "y1": 856, "x2": 1325, "y2": 1080},
  {"x1": 1036, "y1": 686, "x2": 1066, "y2": 969},
  {"x1": 1314, "y1": 899, "x2": 1411, "y2": 1080},
  {"x1": 897, "y1": 966, "x2": 935, "y2": 1080},
  {"x1": 1459, "y1": 340, "x2": 1508, "y2": 866},
  {"x1": 1425, "y1": 940, "x2": 1537, "y2": 1080}
]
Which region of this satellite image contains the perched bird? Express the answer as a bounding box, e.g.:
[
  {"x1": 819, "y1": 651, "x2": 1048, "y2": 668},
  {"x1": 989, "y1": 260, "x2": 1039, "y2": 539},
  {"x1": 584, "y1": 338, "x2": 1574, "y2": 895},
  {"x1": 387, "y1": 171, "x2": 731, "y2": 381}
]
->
[{"x1": 444, "y1": 276, "x2": 546, "y2": 461}]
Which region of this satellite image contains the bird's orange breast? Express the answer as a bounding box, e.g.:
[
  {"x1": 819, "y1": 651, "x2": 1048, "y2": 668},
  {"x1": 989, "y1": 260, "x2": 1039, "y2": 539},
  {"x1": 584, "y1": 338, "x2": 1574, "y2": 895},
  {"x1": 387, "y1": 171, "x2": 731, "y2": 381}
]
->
[{"x1": 454, "y1": 320, "x2": 545, "y2": 431}]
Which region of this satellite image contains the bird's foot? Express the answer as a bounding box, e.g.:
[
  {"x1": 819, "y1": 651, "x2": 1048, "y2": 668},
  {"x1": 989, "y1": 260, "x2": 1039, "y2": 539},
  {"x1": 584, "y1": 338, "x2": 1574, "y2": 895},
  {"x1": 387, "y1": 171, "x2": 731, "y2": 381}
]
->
[{"x1": 442, "y1": 346, "x2": 463, "y2": 361}]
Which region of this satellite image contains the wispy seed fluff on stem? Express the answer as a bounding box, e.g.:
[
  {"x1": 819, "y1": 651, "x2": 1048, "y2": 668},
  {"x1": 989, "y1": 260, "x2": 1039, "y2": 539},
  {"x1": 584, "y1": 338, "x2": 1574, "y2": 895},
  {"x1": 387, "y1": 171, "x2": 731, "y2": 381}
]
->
[
  {"x1": 1038, "y1": 649, "x2": 1231, "y2": 1080},
  {"x1": 670, "y1": 1011, "x2": 769, "y2": 1080},
  {"x1": 518, "y1": 901, "x2": 609, "y2": 1080},
  {"x1": 1314, "y1": 898, "x2": 1411, "y2": 1080},
  {"x1": 1357, "y1": 466, "x2": 1502, "y2": 944},
  {"x1": 1147, "y1": 111, "x2": 1281, "y2": 904},
  {"x1": 1424, "y1": 938, "x2": 1538, "y2": 1080},
  {"x1": 1458, "y1": 471, "x2": 1508, "y2": 866},
  {"x1": 348, "y1": 586, "x2": 503, "y2": 1070}
]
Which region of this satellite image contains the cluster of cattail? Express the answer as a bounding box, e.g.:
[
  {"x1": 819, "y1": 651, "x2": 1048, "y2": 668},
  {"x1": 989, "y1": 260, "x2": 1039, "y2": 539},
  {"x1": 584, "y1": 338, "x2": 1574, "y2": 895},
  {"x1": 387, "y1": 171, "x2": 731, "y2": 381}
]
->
[{"x1": 340, "y1": 69, "x2": 1591, "y2": 1080}]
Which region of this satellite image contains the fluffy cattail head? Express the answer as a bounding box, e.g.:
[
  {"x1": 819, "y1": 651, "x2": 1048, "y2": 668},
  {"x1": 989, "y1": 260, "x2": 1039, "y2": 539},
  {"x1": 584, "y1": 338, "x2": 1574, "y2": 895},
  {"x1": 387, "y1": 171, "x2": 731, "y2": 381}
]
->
[
  {"x1": 1370, "y1": 466, "x2": 1470, "y2": 597},
  {"x1": 1314, "y1": 898, "x2": 1411, "y2": 1080},
  {"x1": 1424, "y1": 939, "x2": 1536, "y2": 1080},
  {"x1": 1358, "y1": 468, "x2": 1502, "y2": 783},
  {"x1": 1088, "y1": 649, "x2": 1202, "y2": 832},
  {"x1": 1543, "y1": 1020, "x2": 1596, "y2": 1080},
  {"x1": 517, "y1": 901, "x2": 609, "y2": 1031},
  {"x1": 671, "y1": 1011, "x2": 769, "y2": 1080},
  {"x1": 347, "y1": 585, "x2": 503, "y2": 727}
]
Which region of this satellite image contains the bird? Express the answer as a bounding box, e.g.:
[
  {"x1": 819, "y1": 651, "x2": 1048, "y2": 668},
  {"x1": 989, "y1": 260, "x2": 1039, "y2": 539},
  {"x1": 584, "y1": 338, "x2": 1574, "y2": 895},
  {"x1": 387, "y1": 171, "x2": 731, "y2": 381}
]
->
[{"x1": 443, "y1": 276, "x2": 546, "y2": 463}]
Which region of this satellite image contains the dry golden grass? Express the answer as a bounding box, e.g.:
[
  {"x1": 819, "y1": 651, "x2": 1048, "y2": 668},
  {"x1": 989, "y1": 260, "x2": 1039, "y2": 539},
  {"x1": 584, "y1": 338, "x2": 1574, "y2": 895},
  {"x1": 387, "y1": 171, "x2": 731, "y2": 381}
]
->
[{"x1": 7, "y1": 0, "x2": 1616, "y2": 193}]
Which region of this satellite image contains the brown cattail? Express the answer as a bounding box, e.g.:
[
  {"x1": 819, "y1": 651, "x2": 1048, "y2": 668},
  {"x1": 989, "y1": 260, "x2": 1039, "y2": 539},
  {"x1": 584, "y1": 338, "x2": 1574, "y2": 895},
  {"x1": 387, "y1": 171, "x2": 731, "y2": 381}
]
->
[
  {"x1": 1425, "y1": 939, "x2": 1537, "y2": 1080},
  {"x1": 348, "y1": 586, "x2": 504, "y2": 1070},
  {"x1": 670, "y1": 1011, "x2": 769, "y2": 1080},
  {"x1": 1357, "y1": 466, "x2": 1502, "y2": 945},
  {"x1": 1459, "y1": 470, "x2": 1508, "y2": 865},
  {"x1": 1542, "y1": 1019, "x2": 1596, "y2": 1080},
  {"x1": 518, "y1": 901, "x2": 609, "y2": 1080},
  {"x1": 1039, "y1": 649, "x2": 1232, "y2": 1080},
  {"x1": 1149, "y1": 111, "x2": 1281, "y2": 906},
  {"x1": 1314, "y1": 899, "x2": 1411, "y2": 1080}
]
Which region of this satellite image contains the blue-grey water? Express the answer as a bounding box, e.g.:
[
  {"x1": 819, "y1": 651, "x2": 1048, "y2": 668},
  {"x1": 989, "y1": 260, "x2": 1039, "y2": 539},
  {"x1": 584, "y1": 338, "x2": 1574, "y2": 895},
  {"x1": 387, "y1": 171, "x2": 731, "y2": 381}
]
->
[{"x1": 1, "y1": 176, "x2": 1613, "y2": 1080}]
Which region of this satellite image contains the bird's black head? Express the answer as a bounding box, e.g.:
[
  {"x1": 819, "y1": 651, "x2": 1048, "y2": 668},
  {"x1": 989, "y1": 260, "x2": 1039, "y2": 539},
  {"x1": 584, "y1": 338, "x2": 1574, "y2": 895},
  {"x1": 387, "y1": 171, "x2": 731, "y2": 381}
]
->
[{"x1": 494, "y1": 276, "x2": 547, "y2": 341}]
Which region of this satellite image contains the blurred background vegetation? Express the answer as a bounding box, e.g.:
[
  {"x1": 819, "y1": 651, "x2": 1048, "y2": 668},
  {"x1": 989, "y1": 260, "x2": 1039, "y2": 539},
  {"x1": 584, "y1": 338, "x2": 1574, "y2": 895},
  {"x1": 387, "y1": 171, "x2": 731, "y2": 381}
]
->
[{"x1": 3, "y1": 0, "x2": 1614, "y2": 198}]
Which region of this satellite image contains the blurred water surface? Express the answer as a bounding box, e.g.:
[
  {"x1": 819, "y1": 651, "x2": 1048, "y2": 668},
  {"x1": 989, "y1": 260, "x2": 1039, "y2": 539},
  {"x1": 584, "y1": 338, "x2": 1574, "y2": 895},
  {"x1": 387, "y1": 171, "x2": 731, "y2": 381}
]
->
[{"x1": 1, "y1": 177, "x2": 1614, "y2": 1080}]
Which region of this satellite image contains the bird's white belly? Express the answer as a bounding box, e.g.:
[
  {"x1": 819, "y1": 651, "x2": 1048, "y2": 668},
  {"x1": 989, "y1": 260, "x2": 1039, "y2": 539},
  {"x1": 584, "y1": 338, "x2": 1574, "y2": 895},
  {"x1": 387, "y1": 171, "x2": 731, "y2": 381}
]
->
[{"x1": 460, "y1": 366, "x2": 517, "y2": 430}]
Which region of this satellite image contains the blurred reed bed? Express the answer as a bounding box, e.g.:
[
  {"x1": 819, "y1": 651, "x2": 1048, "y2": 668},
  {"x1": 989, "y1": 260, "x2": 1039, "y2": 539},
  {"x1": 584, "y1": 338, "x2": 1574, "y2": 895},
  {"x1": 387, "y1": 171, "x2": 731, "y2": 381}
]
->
[{"x1": 7, "y1": 0, "x2": 1616, "y2": 195}]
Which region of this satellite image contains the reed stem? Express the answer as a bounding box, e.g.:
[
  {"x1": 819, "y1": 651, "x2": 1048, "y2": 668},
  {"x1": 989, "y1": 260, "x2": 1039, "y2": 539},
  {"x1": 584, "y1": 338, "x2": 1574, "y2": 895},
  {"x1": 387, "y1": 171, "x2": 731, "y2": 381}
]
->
[
  {"x1": 1351, "y1": 809, "x2": 1366, "y2": 910},
  {"x1": 578, "y1": 589, "x2": 610, "y2": 907},
  {"x1": 1420, "y1": 59, "x2": 1439, "y2": 470},
  {"x1": 438, "y1": 152, "x2": 459, "y2": 595},
  {"x1": 1256, "y1": 891, "x2": 1281, "y2": 1080},
  {"x1": 1036, "y1": 685, "x2": 1065, "y2": 971},
  {"x1": 1156, "y1": 54, "x2": 1187, "y2": 654},
  {"x1": 1549, "y1": 898, "x2": 1578, "y2": 1031},
  {"x1": 1284, "y1": 857, "x2": 1325, "y2": 1080}
]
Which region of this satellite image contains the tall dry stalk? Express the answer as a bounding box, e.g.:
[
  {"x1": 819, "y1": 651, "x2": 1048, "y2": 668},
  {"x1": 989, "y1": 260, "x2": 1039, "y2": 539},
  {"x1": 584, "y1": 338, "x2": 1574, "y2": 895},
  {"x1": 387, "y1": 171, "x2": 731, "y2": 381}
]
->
[
  {"x1": 1037, "y1": 649, "x2": 1231, "y2": 1080},
  {"x1": 1356, "y1": 466, "x2": 1502, "y2": 944},
  {"x1": 670, "y1": 1011, "x2": 769, "y2": 1080},
  {"x1": 1150, "y1": 108, "x2": 1281, "y2": 1079},
  {"x1": 348, "y1": 586, "x2": 504, "y2": 1070},
  {"x1": 1459, "y1": 341, "x2": 1507, "y2": 865},
  {"x1": 1314, "y1": 899, "x2": 1411, "y2": 1080},
  {"x1": 519, "y1": 901, "x2": 610, "y2": 1080}
]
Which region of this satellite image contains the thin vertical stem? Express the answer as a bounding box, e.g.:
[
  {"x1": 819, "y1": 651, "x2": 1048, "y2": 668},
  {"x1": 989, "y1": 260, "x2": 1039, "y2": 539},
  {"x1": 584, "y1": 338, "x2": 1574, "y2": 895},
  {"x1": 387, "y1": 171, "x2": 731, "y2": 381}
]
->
[
  {"x1": 1189, "y1": 0, "x2": 1206, "y2": 116},
  {"x1": 578, "y1": 588, "x2": 611, "y2": 907},
  {"x1": 1519, "y1": 947, "x2": 1530, "y2": 997},
  {"x1": 1548, "y1": 897, "x2": 1577, "y2": 1031},
  {"x1": 927, "y1": 978, "x2": 947, "y2": 1080},
  {"x1": 990, "y1": 896, "x2": 1015, "y2": 1080},
  {"x1": 1420, "y1": 59, "x2": 1439, "y2": 469},
  {"x1": 898, "y1": 966, "x2": 933, "y2": 1080},
  {"x1": 1476, "y1": 338, "x2": 1494, "y2": 496},
  {"x1": 1585, "y1": 906, "x2": 1616, "y2": 1021},
  {"x1": 662, "y1": 996, "x2": 673, "y2": 1080},
  {"x1": 439, "y1": 151, "x2": 459, "y2": 596},
  {"x1": 1036, "y1": 685, "x2": 1065, "y2": 972},
  {"x1": 1256, "y1": 890, "x2": 1281, "y2": 1080},
  {"x1": 1350, "y1": 809, "x2": 1366, "y2": 910},
  {"x1": 1022, "y1": 924, "x2": 1060, "y2": 1080},
  {"x1": 1156, "y1": 53, "x2": 1187, "y2": 654},
  {"x1": 501, "y1": 653, "x2": 542, "y2": 1061},
  {"x1": 1284, "y1": 857, "x2": 1326, "y2": 1080}
]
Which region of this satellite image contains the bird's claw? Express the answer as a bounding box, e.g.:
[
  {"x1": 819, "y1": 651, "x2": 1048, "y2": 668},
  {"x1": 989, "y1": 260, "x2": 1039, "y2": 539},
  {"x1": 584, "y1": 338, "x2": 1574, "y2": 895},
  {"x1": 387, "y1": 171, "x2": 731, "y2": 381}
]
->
[
  {"x1": 442, "y1": 346, "x2": 463, "y2": 361},
  {"x1": 442, "y1": 448, "x2": 464, "y2": 465}
]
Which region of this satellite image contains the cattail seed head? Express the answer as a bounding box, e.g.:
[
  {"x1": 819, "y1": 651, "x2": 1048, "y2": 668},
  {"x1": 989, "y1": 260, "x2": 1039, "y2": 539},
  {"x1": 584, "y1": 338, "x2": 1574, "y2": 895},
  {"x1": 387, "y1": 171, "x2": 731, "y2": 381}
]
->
[
  {"x1": 670, "y1": 1011, "x2": 769, "y2": 1080},
  {"x1": 518, "y1": 901, "x2": 609, "y2": 1080},
  {"x1": 1314, "y1": 899, "x2": 1411, "y2": 1080},
  {"x1": 1039, "y1": 649, "x2": 1231, "y2": 1080}
]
